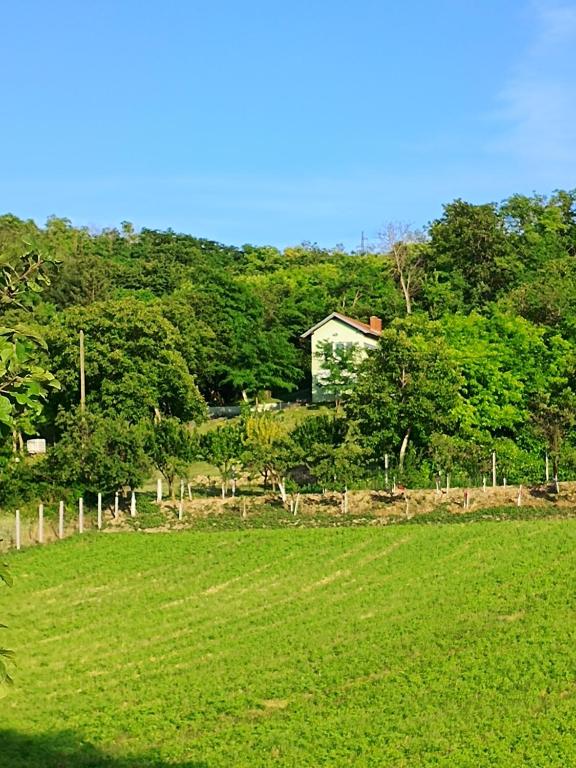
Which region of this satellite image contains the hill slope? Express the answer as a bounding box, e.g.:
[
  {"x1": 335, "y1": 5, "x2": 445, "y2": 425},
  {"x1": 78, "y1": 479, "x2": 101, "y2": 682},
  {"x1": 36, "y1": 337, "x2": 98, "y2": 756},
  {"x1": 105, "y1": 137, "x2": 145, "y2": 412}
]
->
[{"x1": 1, "y1": 523, "x2": 576, "y2": 767}]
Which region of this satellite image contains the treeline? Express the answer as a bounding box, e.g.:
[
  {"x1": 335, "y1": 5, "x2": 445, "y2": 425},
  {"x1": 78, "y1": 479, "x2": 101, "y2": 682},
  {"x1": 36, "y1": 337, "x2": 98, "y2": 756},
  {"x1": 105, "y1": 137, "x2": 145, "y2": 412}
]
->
[{"x1": 0, "y1": 188, "x2": 576, "y2": 501}]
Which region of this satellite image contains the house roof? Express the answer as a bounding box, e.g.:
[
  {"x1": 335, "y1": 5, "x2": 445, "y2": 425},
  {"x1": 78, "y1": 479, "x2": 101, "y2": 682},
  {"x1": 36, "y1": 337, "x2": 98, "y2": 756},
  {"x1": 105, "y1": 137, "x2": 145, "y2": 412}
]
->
[{"x1": 300, "y1": 312, "x2": 382, "y2": 340}]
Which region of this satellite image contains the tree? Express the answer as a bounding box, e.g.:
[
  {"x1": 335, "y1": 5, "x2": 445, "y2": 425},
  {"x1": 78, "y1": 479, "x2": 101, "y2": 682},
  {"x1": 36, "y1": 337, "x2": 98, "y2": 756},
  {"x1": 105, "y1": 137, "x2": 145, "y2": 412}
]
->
[
  {"x1": 44, "y1": 298, "x2": 206, "y2": 427},
  {"x1": 0, "y1": 241, "x2": 60, "y2": 694},
  {"x1": 315, "y1": 340, "x2": 362, "y2": 407},
  {"x1": 242, "y1": 413, "x2": 294, "y2": 503},
  {"x1": 0, "y1": 245, "x2": 60, "y2": 430},
  {"x1": 427, "y1": 199, "x2": 518, "y2": 309},
  {"x1": 146, "y1": 418, "x2": 197, "y2": 498},
  {"x1": 377, "y1": 222, "x2": 426, "y2": 315},
  {"x1": 292, "y1": 414, "x2": 363, "y2": 509},
  {"x1": 347, "y1": 318, "x2": 463, "y2": 473},
  {"x1": 48, "y1": 409, "x2": 150, "y2": 495},
  {"x1": 201, "y1": 423, "x2": 243, "y2": 497}
]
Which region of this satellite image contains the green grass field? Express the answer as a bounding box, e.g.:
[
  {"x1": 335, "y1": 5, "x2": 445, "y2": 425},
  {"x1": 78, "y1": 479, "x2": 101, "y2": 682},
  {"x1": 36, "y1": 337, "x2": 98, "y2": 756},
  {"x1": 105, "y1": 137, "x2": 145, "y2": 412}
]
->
[{"x1": 1, "y1": 521, "x2": 576, "y2": 767}]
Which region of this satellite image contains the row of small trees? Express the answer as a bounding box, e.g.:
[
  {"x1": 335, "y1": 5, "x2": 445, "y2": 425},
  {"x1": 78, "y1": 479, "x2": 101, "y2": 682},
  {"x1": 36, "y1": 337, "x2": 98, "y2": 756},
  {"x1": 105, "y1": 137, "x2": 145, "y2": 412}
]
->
[{"x1": 201, "y1": 411, "x2": 361, "y2": 508}]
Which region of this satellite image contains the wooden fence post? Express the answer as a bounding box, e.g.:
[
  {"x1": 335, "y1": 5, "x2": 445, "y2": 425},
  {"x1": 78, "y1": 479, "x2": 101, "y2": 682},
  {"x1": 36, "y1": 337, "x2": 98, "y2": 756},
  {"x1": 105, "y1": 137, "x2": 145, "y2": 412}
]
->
[
  {"x1": 58, "y1": 501, "x2": 64, "y2": 539},
  {"x1": 38, "y1": 503, "x2": 44, "y2": 544},
  {"x1": 482, "y1": 475, "x2": 486, "y2": 492},
  {"x1": 114, "y1": 492, "x2": 119, "y2": 517},
  {"x1": 97, "y1": 493, "x2": 102, "y2": 530},
  {"x1": 15, "y1": 509, "x2": 21, "y2": 551},
  {"x1": 187, "y1": 482, "x2": 192, "y2": 501},
  {"x1": 492, "y1": 451, "x2": 497, "y2": 487},
  {"x1": 178, "y1": 500, "x2": 183, "y2": 521},
  {"x1": 130, "y1": 491, "x2": 136, "y2": 517},
  {"x1": 517, "y1": 485, "x2": 522, "y2": 507},
  {"x1": 78, "y1": 497, "x2": 84, "y2": 533},
  {"x1": 156, "y1": 478, "x2": 162, "y2": 503}
]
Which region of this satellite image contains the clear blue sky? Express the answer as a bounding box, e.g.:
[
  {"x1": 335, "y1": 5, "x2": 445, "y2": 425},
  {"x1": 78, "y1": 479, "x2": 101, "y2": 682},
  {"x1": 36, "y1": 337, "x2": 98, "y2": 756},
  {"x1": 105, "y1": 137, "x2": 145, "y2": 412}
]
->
[{"x1": 1, "y1": 0, "x2": 575, "y2": 249}]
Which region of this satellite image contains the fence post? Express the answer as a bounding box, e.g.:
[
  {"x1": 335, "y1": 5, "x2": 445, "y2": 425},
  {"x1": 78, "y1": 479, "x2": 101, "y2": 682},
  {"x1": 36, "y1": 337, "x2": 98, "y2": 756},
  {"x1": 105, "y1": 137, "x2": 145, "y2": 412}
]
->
[
  {"x1": 130, "y1": 491, "x2": 136, "y2": 517},
  {"x1": 78, "y1": 497, "x2": 84, "y2": 533},
  {"x1": 545, "y1": 453, "x2": 550, "y2": 483},
  {"x1": 492, "y1": 451, "x2": 497, "y2": 487},
  {"x1": 114, "y1": 492, "x2": 119, "y2": 517},
  {"x1": 482, "y1": 475, "x2": 486, "y2": 492},
  {"x1": 58, "y1": 501, "x2": 64, "y2": 539},
  {"x1": 97, "y1": 493, "x2": 102, "y2": 530},
  {"x1": 517, "y1": 485, "x2": 522, "y2": 507},
  {"x1": 156, "y1": 478, "x2": 162, "y2": 503},
  {"x1": 187, "y1": 482, "x2": 192, "y2": 501},
  {"x1": 446, "y1": 473, "x2": 450, "y2": 494},
  {"x1": 178, "y1": 500, "x2": 183, "y2": 521},
  {"x1": 15, "y1": 509, "x2": 21, "y2": 551},
  {"x1": 38, "y1": 503, "x2": 44, "y2": 544}
]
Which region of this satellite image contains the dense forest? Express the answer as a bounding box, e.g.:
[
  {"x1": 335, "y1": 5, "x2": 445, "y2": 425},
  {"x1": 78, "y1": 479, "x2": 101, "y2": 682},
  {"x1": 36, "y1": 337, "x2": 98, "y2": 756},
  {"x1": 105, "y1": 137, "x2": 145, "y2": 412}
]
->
[{"x1": 1, "y1": 189, "x2": 576, "y2": 504}]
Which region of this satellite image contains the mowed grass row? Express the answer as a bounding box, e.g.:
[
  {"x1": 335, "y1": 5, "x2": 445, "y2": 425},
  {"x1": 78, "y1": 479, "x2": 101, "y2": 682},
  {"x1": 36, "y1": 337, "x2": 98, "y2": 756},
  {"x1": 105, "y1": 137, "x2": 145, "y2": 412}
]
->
[{"x1": 1, "y1": 523, "x2": 576, "y2": 767}]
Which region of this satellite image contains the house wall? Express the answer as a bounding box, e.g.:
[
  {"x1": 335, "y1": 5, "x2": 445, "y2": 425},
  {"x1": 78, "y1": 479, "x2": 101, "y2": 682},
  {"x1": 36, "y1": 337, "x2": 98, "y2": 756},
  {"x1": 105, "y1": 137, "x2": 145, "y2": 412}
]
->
[{"x1": 311, "y1": 318, "x2": 379, "y2": 402}]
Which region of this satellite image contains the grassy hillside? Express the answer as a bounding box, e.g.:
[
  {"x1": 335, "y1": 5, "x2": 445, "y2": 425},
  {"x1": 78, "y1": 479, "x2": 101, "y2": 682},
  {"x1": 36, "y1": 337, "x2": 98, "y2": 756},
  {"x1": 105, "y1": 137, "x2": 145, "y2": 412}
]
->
[{"x1": 1, "y1": 523, "x2": 576, "y2": 767}]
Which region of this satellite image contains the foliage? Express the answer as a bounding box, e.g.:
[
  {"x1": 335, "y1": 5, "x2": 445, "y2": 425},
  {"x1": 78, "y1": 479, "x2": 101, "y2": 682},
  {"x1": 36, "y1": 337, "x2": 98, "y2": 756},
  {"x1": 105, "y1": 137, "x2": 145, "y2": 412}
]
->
[
  {"x1": 47, "y1": 408, "x2": 150, "y2": 495},
  {"x1": 1, "y1": 189, "x2": 576, "y2": 502},
  {"x1": 0, "y1": 245, "x2": 60, "y2": 429},
  {"x1": 315, "y1": 340, "x2": 362, "y2": 406},
  {"x1": 145, "y1": 417, "x2": 198, "y2": 497},
  {"x1": 242, "y1": 413, "x2": 296, "y2": 499},
  {"x1": 44, "y1": 298, "x2": 206, "y2": 427},
  {"x1": 291, "y1": 413, "x2": 363, "y2": 490},
  {"x1": 347, "y1": 317, "x2": 463, "y2": 472},
  {"x1": 200, "y1": 423, "x2": 243, "y2": 494}
]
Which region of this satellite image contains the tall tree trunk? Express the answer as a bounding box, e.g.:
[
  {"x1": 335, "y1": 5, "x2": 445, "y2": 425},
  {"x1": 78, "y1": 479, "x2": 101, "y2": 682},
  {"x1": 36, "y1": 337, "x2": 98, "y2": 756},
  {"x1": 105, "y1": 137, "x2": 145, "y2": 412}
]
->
[
  {"x1": 399, "y1": 427, "x2": 411, "y2": 473},
  {"x1": 399, "y1": 273, "x2": 412, "y2": 315}
]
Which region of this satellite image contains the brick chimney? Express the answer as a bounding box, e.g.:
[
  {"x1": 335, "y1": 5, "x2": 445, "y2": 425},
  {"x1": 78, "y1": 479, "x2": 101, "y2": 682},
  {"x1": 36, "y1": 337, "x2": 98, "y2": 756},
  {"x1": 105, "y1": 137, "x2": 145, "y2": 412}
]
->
[{"x1": 369, "y1": 316, "x2": 382, "y2": 334}]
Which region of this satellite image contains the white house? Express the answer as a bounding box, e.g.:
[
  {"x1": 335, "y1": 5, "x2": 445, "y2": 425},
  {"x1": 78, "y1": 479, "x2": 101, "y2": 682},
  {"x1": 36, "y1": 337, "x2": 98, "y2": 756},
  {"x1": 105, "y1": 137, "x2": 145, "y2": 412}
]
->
[{"x1": 301, "y1": 312, "x2": 382, "y2": 402}]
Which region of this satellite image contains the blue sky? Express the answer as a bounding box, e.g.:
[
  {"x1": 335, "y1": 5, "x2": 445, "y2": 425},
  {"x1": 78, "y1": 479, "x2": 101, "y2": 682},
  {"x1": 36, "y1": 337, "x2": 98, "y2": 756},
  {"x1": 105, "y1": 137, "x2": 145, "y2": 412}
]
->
[{"x1": 1, "y1": 0, "x2": 575, "y2": 249}]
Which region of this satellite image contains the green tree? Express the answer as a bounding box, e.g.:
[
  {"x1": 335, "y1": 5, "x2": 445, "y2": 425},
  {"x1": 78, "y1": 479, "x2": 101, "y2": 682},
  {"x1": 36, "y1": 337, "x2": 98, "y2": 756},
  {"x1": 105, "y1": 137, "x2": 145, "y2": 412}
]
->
[
  {"x1": 48, "y1": 409, "x2": 150, "y2": 495},
  {"x1": 347, "y1": 318, "x2": 463, "y2": 473},
  {"x1": 426, "y1": 199, "x2": 518, "y2": 310},
  {"x1": 242, "y1": 413, "x2": 295, "y2": 502},
  {"x1": 0, "y1": 245, "x2": 60, "y2": 430},
  {"x1": 315, "y1": 340, "x2": 362, "y2": 407},
  {"x1": 146, "y1": 418, "x2": 197, "y2": 498},
  {"x1": 201, "y1": 423, "x2": 243, "y2": 497},
  {"x1": 292, "y1": 414, "x2": 363, "y2": 507},
  {"x1": 44, "y1": 298, "x2": 206, "y2": 427}
]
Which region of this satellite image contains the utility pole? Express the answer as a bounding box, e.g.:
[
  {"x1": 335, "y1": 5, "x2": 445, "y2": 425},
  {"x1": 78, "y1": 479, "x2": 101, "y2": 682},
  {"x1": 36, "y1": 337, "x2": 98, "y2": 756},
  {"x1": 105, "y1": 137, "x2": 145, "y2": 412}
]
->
[{"x1": 79, "y1": 329, "x2": 86, "y2": 412}]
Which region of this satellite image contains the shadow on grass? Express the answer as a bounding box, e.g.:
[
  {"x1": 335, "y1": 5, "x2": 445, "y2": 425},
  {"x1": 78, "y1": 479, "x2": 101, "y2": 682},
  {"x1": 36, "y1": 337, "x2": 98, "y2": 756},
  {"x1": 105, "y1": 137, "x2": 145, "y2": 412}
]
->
[{"x1": 0, "y1": 729, "x2": 208, "y2": 768}]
